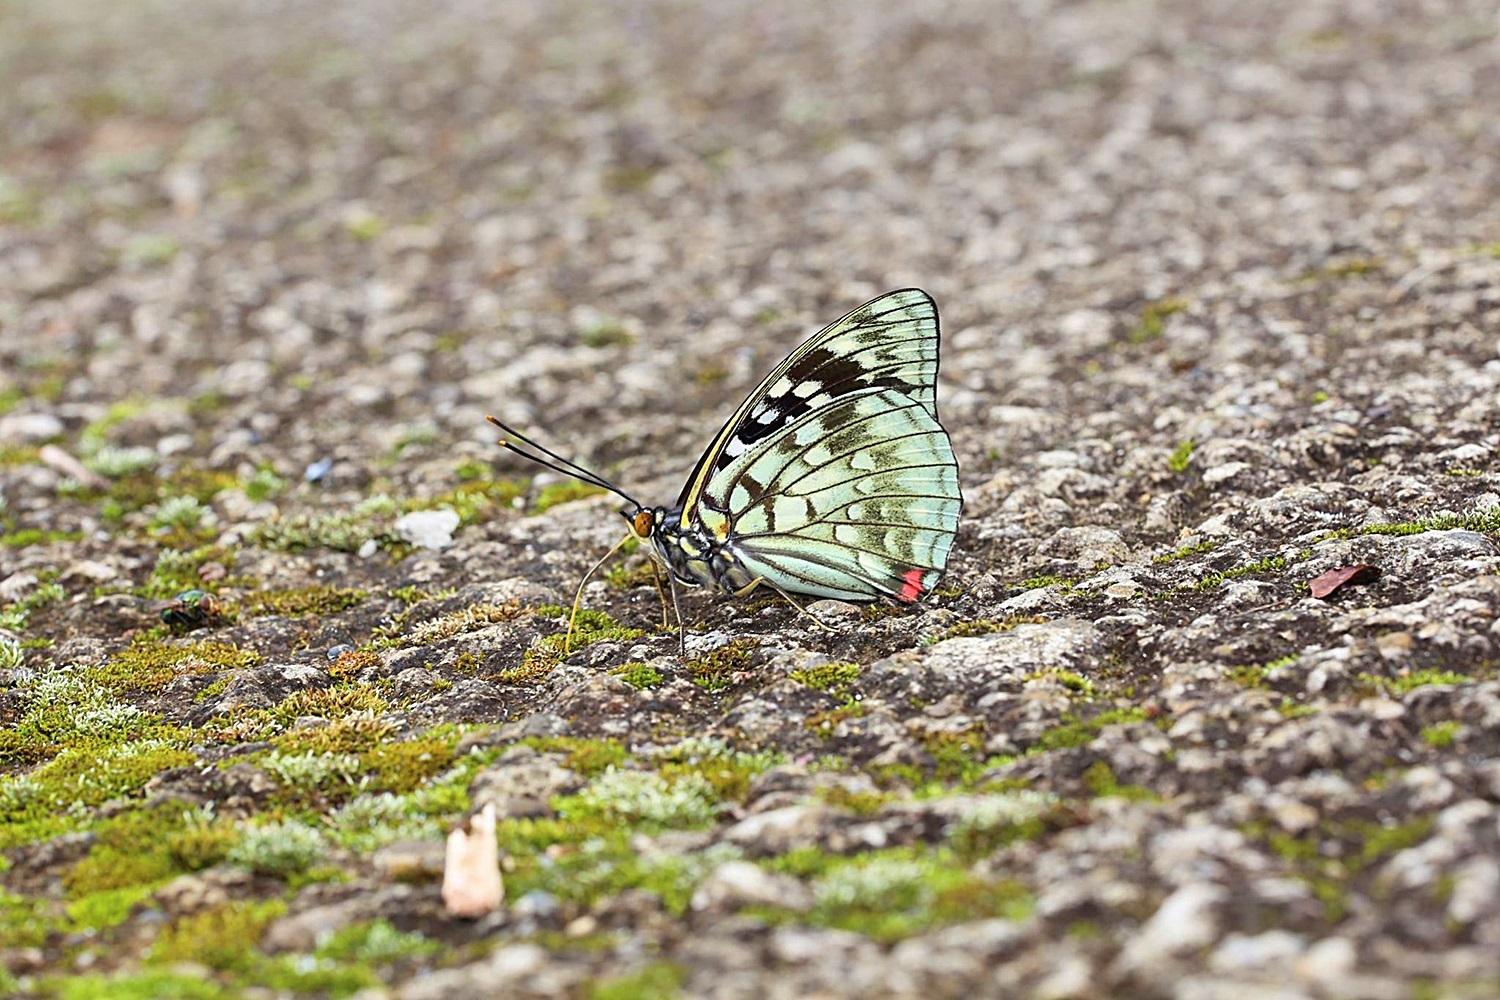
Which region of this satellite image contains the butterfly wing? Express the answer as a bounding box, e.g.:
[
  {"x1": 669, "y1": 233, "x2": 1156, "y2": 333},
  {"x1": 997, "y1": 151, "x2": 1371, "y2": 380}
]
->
[
  {"x1": 675, "y1": 288, "x2": 940, "y2": 524},
  {"x1": 710, "y1": 386, "x2": 962, "y2": 602}
]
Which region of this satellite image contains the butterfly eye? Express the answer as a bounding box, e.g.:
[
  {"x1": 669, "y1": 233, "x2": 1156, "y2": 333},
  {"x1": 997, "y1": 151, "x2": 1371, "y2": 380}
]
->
[{"x1": 632, "y1": 510, "x2": 656, "y2": 538}]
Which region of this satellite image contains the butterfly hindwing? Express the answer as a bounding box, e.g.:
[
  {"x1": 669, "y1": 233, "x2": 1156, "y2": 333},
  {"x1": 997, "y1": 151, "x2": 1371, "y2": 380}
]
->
[
  {"x1": 711, "y1": 387, "x2": 961, "y2": 602},
  {"x1": 675, "y1": 288, "x2": 940, "y2": 520}
]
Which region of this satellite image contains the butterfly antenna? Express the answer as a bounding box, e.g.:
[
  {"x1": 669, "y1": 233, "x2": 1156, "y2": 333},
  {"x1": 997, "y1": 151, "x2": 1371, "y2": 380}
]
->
[
  {"x1": 566, "y1": 530, "x2": 635, "y2": 653},
  {"x1": 485, "y1": 415, "x2": 642, "y2": 509}
]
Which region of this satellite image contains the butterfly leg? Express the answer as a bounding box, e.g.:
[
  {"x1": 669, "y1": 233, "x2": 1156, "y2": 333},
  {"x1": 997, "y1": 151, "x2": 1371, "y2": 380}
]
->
[
  {"x1": 649, "y1": 559, "x2": 672, "y2": 630},
  {"x1": 566, "y1": 531, "x2": 635, "y2": 654},
  {"x1": 729, "y1": 577, "x2": 833, "y2": 633},
  {"x1": 666, "y1": 574, "x2": 687, "y2": 658}
]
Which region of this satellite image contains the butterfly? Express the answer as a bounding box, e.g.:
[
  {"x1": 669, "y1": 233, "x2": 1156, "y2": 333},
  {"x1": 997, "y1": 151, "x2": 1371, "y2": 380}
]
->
[{"x1": 487, "y1": 288, "x2": 962, "y2": 652}]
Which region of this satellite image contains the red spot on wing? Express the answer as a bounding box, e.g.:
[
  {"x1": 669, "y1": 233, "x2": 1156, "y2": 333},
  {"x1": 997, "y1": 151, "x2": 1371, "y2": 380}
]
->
[{"x1": 898, "y1": 568, "x2": 925, "y2": 603}]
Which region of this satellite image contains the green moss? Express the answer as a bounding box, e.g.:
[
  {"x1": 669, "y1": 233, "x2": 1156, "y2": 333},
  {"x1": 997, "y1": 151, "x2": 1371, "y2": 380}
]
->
[
  {"x1": 93, "y1": 637, "x2": 259, "y2": 694},
  {"x1": 1302, "y1": 256, "x2": 1382, "y2": 281},
  {"x1": 167, "y1": 818, "x2": 241, "y2": 871},
  {"x1": 386, "y1": 600, "x2": 521, "y2": 647},
  {"x1": 531, "y1": 481, "x2": 606, "y2": 513},
  {"x1": 0, "y1": 889, "x2": 62, "y2": 948},
  {"x1": 1128, "y1": 297, "x2": 1188, "y2": 345},
  {"x1": 0, "y1": 580, "x2": 65, "y2": 633},
  {"x1": 1166, "y1": 439, "x2": 1195, "y2": 474},
  {"x1": 0, "y1": 444, "x2": 42, "y2": 465},
  {"x1": 580, "y1": 318, "x2": 635, "y2": 348},
  {"x1": 612, "y1": 660, "x2": 663, "y2": 689},
  {"x1": 410, "y1": 478, "x2": 527, "y2": 525},
  {"x1": 1230, "y1": 654, "x2": 1297, "y2": 688},
  {"x1": 562, "y1": 768, "x2": 718, "y2": 828},
  {"x1": 314, "y1": 919, "x2": 440, "y2": 964},
  {"x1": 0, "y1": 528, "x2": 84, "y2": 548},
  {"x1": 789, "y1": 660, "x2": 861, "y2": 699},
  {"x1": 149, "y1": 899, "x2": 287, "y2": 968},
  {"x1": 504, "y1": 831, "x2": 731, "y2": 917},
  {"x1": 654, "y1": 740, "x2": 780, "y2": 804},
  {"x1": 137, "y1": 545, "x2": 234, "y2": 600},
  {"x1": 1192, "y1": 555, "x2": 1287, "y2": 591},
  {"x1": 520, "y1": 737, "x2": 628, "y2": 776},
  {"x1": 3, "y1": 742, "x2": 195, "y2": 837},
  {"x1": 586, "y1": 962, "x2": 684, "y2": 1000},
  {"x1": 604, "y1": 559, "x2": 658, "y2": 590},
  {"x1": 0, "y1": 671, "x2": 180, "y2": 768},
  {"x1": 1030, "y1": 669, "x2": 1094, "y2": 697},
  {"x1": 63, "y1": 805, "x2": 192, "y2": 897},
  {"x1": 1242, "y1": 815, "x2": 1434, "y2": 921},
  {"x1": 1320, "y1": 506, "x2": 1500, "y2": 541},
  {"x1": 271, "y1": 713, "x2": 395, "y2": 756},
  {"x1": 1032, "y1": 707, "x2": 1150, "y2": 753},
  {"x1": 947, "y1": 790, "x2": 1060, "y2": 859},
  {"x1": 121, "y1": 233, "x2": 179, "y2": 268},
  {"x1": 1359, "y1": 669, "x2": 1476, "y2": 696},
  {"x1": 806, "y1": 700, "x2": 867, "y2": 737},
  {"x1": 1420, "y1": 721, "x2": 1461, "y2": 748},
  {"x1": 1152, "y1": 540, "x2": 1217, "y2": 564},
  {"x1": 242, "y1": 585, "x2": 368, "y2": 618},
  {"x1": 359, "y1": 732, "x2": 459, "y2": 793},
  {"x1": 815, "y1": 785, "x2": 894, "y2": 816},
  {"x1": 41, "y1": 970, "x2": 237, "y2": 1000},
  {"x1": 933, "y1": 616, "x2": 1040, "y2": 642},
  {"x1": 685, "y1": 639, "x2": 757, "y2": 692},
  {"x1": 328, "y1": 648, "x2": 381, "y2": 679},
  {"x1": 1081, "y1": 761, "x2": 1159, "y2": 802},
  {"x1": 760, "y1": 846, "x2": 1032, "y2": 942},
  {"x1": 1017, "y1": 574, "x2": 1075, "y2": 591},
  {"x1": 504, "y1": 607, "x2": 644, "y2": 684},
  {"x1": 226, "y1": 821, "x2": 326, "y2": 877},
  {"x1": 344, "y1": 211, "x2": 386, "y2": 242},
  {"x1": 245, "y1": 496, "x2": 403, "y2": 553},
  {"x1": 64, "y1": 884, "x2": 155, "y2": 930},
  {"x1": 271, "y1": 684, "x2": 388, "y2": 723}
]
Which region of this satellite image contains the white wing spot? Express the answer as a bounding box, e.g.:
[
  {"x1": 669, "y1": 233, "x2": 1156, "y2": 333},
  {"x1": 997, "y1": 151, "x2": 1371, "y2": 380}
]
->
[{"x1": 793, "y1": 380, "x2": 823, "y2": 399}]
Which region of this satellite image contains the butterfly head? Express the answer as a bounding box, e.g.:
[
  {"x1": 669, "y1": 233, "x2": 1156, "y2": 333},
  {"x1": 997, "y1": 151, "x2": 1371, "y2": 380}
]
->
[{"x1": 623, "y1": 505, "x2": 659, "y2": 539}]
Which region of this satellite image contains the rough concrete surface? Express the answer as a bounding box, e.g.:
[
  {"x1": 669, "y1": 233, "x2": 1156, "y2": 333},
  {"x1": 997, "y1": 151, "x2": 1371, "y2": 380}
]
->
[{"x1": 1, "y1": 1, "x2": 1498, "y2": 997}]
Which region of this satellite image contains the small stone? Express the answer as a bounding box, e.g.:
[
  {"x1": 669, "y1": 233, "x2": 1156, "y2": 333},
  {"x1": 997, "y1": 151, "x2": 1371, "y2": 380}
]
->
[
  {"x1": 690, "y1": 861, "x2": 815, "y2": 913},
  {"x1": 1117, "y1": 882, "x2": 1226, "y2": 971},
  {"x1": 305, "y1": 457, "x2": 334, "y2": 483},
  {"x1": 357, "y1": 539, "x2": 380, "y2": 558},
  {"x1": 395, "y1": 509, "x2": 461, "y2": 550},
  {"x1": 1202, "y1": 461, "x2": 1252, "y2": 487},
  {"x1": 0, "y1": 572, "x2": 40, "y2": 603},
  {"x1": 38, "y1": 445, "x2": 107, "y2": 489},
  {"x1": 0, "y1": 412, "x2": 64, "y2": 442},
  {"x1": 805, "y1": 599, "x2": 860, "y2": 619},
  {"x1": 326, "y1": 643, "x2": 355, "y2": 660},
  {"x1": 1210, "y1": 930, "x2": 1305, "y2": 971},
  {"x1": 468, "y1": 748, "x2": 581, "y2": 819},
  {"x1": 372, "y1": 840, "x2": 446, "y2": 882},
  {"x1": 1296, "y1": 937, "x2": 1356, "y2": 983}
]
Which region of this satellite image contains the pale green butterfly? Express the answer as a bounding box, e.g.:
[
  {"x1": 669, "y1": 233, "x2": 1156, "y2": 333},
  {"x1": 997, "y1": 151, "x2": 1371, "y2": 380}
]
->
[{"x1": 488, "y1": 288, "x2": 962, "y2": 650}]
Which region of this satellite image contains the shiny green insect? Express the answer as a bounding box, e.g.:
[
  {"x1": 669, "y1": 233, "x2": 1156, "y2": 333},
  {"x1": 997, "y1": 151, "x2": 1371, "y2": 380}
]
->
[{"x1": 489, "y1": 288, "x2": 963, "y2": 649}]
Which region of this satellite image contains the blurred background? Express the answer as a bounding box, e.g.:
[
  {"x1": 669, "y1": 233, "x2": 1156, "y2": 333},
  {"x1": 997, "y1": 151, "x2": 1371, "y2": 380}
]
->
[{"x1": 1, "y1": 0, "x2": 1497, "y2": 510}]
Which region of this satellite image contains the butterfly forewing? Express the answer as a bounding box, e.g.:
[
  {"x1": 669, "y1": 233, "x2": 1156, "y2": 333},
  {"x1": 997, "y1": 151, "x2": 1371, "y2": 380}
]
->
[{"x1": 675, "y1": 288, "x2": 940, "y2": 519}]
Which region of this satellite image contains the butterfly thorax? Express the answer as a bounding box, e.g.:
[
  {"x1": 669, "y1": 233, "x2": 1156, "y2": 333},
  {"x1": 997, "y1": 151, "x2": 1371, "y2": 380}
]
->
[{"x1": 646, "y1": 506, "x2": 757, "y2": 594}]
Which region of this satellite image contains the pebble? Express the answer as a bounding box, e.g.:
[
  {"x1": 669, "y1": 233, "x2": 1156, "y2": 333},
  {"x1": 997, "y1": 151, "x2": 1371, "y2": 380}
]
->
[{"x1": 395, "y1": 509, "x2": 461, "y2": 549}]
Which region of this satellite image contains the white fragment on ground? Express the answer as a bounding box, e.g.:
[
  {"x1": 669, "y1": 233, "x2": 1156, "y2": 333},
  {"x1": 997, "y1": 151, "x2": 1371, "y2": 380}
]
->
[
  {"x1": 442, "y1": 803, "x2": 502, "y2": 918},
  {"x1": 395, "y1": 508, "x2": 461, "y2": 550}
]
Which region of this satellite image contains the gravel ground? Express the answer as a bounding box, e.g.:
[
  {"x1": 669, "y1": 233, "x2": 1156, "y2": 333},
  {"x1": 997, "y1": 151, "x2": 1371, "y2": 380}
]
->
[{"x1": 2, "y1": 1, "x2": 1499, "y2": 997}]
